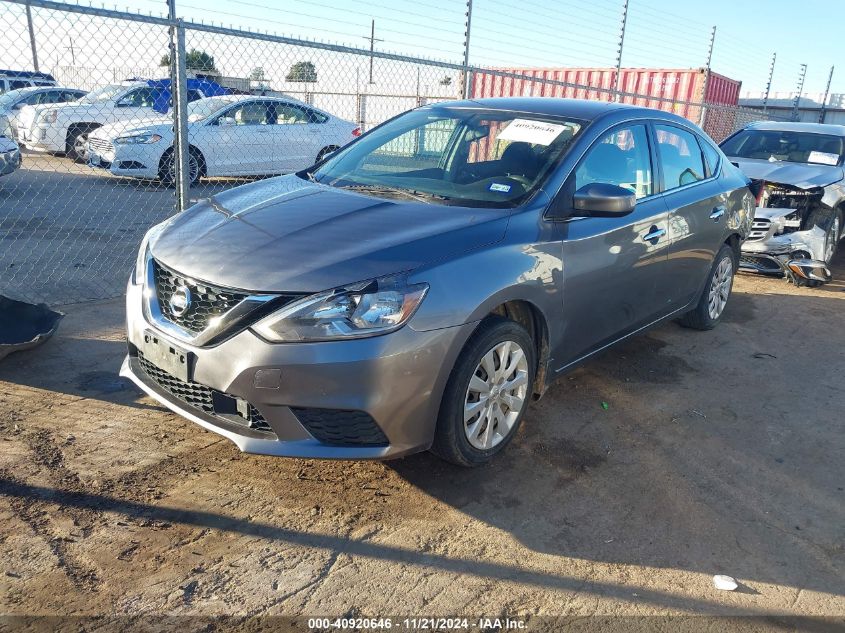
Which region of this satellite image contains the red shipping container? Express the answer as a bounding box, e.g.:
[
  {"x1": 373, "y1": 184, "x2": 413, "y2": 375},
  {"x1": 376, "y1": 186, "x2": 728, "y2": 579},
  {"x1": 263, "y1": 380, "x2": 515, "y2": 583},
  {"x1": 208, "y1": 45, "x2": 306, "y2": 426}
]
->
[{"x1": 469, "y1": 67, "x2": 742, "y2": 140}]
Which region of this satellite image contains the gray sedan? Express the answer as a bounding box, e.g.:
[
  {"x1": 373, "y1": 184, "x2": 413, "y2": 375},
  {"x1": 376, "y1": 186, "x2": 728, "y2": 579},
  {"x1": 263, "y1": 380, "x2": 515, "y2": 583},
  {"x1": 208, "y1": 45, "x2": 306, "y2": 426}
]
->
[{"x1": 121, "y1": 97, "x2": 754, "y2": 466}]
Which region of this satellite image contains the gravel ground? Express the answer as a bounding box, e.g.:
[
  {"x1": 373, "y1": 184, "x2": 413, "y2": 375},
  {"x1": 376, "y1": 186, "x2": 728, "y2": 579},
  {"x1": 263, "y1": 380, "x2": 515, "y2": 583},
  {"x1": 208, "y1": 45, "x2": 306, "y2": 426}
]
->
[{"x1": 0, "y1": 255, "x2": 844, "y2": 631}]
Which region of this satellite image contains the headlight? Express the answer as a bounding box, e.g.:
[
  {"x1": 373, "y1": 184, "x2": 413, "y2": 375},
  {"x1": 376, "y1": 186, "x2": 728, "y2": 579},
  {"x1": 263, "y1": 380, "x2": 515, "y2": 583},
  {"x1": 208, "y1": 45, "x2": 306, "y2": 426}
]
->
[
  {"x1": 39, "y1": 109, "x2": 58, "y2": 124},
  {"x1": 114, "y1": 133, "x2": 162, "y2": 145},
  {"x1": 133, "y1": 222, "x2": 167, "y2": 284},
  {"x1": 253, "y1": 275, "x2": 428, "y2": 342}
]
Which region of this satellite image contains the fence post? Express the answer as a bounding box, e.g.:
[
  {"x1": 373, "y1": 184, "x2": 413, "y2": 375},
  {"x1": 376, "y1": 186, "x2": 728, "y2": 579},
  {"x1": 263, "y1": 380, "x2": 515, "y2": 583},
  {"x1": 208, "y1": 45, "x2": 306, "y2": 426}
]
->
[
  {"x1": 762, "y1": 52, "x2": 776, "y2": 116},
  {"x1": 167, "y1": 6, "x2": 190, "y2": 212},
  {"x1": 791, "y1": 63, "x2": 807, "y2": 122},
  {"x1": 461, "y1": 0, "x2": 473, "y2": 99},
  {"x1": 612, "y1": 0, "x2": 628, "y2": 102},
  {"x1": 699, "y1": 25, "x2": 716, "y2": 128},
  {"x1": 25, "y1": 0, "x2": 39, "y2": 72},
  {"x1": 819, "y1": 65, "x2": 834, "y2": 123}
]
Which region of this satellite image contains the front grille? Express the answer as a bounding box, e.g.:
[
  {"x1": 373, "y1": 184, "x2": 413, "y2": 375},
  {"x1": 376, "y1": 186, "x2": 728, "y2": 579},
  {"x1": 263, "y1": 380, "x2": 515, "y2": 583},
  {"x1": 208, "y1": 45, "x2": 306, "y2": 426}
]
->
[
  {"x1": 137, "y1": 352, "x2": 273, "y2": 434},
  {"x1": 747, "y1": 218, "x2": 771, "y2": 241},
  {"x1": 739, "y1": 254, "x2": 782, "y2": 273},
  {"x1": 291, "y1": 407, "x2": 388, "y2": 446},
  {"x1": 88, "y1": 137, "x2": 114, "y2": 154},
  {"x1": 153, "y1": 259, "x2": 248, "y2": 335}
]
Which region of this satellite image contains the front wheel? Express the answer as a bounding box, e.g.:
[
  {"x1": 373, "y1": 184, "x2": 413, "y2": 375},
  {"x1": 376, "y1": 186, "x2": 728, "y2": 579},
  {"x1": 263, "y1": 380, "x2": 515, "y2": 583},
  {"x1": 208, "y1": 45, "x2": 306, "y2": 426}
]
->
[
  {"x1": 431, "y1": 316, "x2": 535, "y2": 466},
  {"x1": 158, "y1": 148, "x2": 202, "y2": 186},
  {"x1": 678, "y1": 244, "x2": 735, "y2": 331}
]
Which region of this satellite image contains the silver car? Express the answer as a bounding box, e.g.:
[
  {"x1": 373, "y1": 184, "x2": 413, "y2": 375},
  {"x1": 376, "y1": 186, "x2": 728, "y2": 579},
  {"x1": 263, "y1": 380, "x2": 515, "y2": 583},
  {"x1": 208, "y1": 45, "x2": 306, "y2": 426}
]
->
[{"x1": 122, "y1": 98, "x2": 754, "y2": 466}]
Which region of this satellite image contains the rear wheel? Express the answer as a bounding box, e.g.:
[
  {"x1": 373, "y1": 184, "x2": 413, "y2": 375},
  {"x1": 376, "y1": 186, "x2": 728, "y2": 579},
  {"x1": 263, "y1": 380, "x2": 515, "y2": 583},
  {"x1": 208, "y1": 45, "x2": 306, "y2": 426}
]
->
[
  {"x1": 431, "y1": 316, "x2": 535, "y2": 466},
  {"x1": 678, "y1": 244, "x2": 735, "y2": 331},
  {"x1": 66, "y1": 124, "x2": 99, "y2": 162},
  {"x1": 316, "y1": 145, "x2": 339, "y2": 163}
]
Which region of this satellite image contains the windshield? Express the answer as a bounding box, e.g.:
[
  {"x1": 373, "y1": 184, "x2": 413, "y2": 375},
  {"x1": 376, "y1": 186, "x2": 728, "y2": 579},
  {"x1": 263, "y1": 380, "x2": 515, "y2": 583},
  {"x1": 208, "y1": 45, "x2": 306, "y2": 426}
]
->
[
  {"x1": 721, "y1": 129, "x2": 844, "y2": 166},
  {"x1": 187, "y1": 97, "x2": 235, "y2": 122},
  {"x1": 77, "y1": 84, "x2": 125, "y2": 104},
  {"x1": 308, "y1": 107, "x2": 584, "y2": 207},
  {"x1": 0, "y1": 88, "x2": 35, "y2": 108}
]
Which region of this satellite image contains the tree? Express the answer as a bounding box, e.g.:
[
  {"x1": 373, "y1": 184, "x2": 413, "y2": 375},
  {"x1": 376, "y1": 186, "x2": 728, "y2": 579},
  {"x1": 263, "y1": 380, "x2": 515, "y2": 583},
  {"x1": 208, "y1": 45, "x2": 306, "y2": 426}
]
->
[
  {"x1": 249, "y1": 67, "x2": 266, "y2": 81},
  {"x1": 286, "y1": 61, "x2": 317, "y2": 83},
  {"x1": 439, "y1": 75, "x2": 452, "y2": 86},
  {"x1": 159, "y1": 49, "x2": 216, "y2": 72}
]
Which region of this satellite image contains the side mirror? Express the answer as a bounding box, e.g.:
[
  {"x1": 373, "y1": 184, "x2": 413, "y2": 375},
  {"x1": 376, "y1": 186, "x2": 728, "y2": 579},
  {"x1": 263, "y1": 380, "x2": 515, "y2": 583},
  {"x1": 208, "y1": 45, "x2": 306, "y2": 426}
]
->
[
  {"x1": 572, "y1": 183, "x2": 636, "y2": 217},
  {"x1": 218, "y1": 116, "x2": 236, "y2": 126}
]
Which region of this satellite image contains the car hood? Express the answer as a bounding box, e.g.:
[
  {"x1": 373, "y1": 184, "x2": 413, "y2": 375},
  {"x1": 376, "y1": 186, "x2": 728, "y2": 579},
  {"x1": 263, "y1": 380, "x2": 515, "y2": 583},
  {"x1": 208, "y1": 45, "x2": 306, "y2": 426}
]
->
[
  {"x1": 151, "y1": 175, "x2": 510, "y2": 293},
  {"x1": 92, "y1": 118, "x2": 172, "y2": 140},
  {"x1": 728, "y1": 157, "x2": 843, "y2": 189}
]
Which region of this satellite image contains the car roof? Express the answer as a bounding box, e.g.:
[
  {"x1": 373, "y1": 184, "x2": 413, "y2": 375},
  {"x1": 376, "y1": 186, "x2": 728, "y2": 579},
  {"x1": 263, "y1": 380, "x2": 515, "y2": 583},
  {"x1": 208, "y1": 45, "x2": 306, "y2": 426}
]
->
[
  {"x1": 433, "y1": 97, "x2": 652, "y2": 121},
  {"x1": 0, "y1": 69, "x2": 56, "y2": 81},
  {"x1": 744, "y1": 121, "x2": 845, "y2": 136}
]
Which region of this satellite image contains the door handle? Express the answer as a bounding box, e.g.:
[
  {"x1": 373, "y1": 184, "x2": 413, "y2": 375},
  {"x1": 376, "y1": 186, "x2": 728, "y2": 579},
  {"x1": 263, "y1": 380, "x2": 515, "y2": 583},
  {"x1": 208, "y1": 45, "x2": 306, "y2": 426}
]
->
[
  {"x1": 643, "y1": 226, "x2": 666, "y2": 242},
  {"x1": 710, "y1": 206, "x2": 726, "y2": 221}
]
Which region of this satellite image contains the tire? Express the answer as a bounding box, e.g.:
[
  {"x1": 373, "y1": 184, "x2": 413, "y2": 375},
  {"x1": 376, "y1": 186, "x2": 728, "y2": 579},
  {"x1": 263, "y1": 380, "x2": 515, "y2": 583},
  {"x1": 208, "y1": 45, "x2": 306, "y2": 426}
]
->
[
  {"x1": 158, "y1": 147, "x2": 203, "y2": 186},
  {"x1": 431, "y1": 316, "x2": 536, "y2": 467},
  {"x1": 806, "y1": 207, "x2": 842, "y2": 264},
  {"x1": 678, "y1": 244, "x2": 736, "y2": 331},
  {"x1": 316, "y1": 145, "x2": 339, "y2": 163},
  {"x1": 66, "y1": 124, "x2": 99, "y2": 162}
]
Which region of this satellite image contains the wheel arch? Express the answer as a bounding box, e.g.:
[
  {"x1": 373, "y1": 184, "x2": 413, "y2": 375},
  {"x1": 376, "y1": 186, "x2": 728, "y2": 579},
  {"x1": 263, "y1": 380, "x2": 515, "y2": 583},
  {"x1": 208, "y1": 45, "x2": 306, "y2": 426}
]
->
[{"x1": 485, "y1": 299, "x2": 550, "y2": 400}]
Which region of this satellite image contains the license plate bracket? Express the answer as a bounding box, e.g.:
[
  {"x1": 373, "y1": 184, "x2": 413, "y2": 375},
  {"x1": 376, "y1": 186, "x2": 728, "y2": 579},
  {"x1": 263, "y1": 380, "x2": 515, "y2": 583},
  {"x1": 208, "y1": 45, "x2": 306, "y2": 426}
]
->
[{"x1": 140, "y1": 330, "x2": 191, "y2": 382}]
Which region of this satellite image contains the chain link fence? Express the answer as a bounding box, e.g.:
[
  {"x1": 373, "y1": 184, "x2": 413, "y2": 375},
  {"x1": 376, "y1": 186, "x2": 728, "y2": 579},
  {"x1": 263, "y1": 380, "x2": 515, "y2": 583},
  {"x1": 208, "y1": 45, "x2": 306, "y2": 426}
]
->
[{"x1": 1, "y1": 0, "x2": 789, "y2": 306}]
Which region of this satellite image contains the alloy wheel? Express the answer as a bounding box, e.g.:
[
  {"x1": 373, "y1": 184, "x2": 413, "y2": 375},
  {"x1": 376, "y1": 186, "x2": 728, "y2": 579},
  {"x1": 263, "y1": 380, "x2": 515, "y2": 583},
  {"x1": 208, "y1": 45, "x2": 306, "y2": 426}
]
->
[
  {"x1": 463, "y1": 340, "x2": 529, "y2": 450},
  {"x1": 166, "y1": 153, "x2": 199, "y2": 184},
  {"x1": 707, "y1": 256, "x2": 733, "y2": 320}
]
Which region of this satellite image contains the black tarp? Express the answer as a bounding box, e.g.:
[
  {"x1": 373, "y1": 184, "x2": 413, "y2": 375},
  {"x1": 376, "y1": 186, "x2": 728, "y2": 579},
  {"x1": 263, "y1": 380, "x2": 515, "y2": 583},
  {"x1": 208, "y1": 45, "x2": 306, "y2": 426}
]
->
[{"x1": 0, "y1": 295, "x2": 64, "y2": 361}]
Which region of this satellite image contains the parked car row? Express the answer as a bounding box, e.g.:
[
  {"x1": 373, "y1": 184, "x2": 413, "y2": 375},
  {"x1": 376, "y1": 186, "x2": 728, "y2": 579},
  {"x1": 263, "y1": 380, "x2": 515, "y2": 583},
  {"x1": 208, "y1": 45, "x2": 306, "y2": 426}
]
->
[{"x1": 9, "y1": 76, "x2": 361, "y2": 183}]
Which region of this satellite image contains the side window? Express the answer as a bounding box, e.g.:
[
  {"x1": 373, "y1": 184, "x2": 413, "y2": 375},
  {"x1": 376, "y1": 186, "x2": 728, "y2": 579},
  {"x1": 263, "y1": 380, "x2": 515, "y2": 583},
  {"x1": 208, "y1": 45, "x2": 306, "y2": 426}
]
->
[
  {"x1": 655, "y1": 125, "x2": 706, "y2": 190},
  {"x1": 25, "y1": 93, "x2": 43, "y2": 105},
  {"x1": 575, "y1": 124, "x2": 653, "y2": 199},
  {"x1": 36, "y1": 91, "x2": 61, "y2": 104},
  {"x1": 227, "y1": 102, "x2": 269, "y2": 125},
  {"x1": 10, "y1": 80, "x2": 30, "y2": 90},
  {"x1": 307, "y1": 108, "x2": 328, "y2": 124},
  {"x1": 272, "y1": 103, "x2": 311, "y2": 125},
  {"x1": 699, "y1": 138, "x2": 721, "y2": 177},
  {"x1": 117, "y1": 88, "x2": 156, "y2": 108}
]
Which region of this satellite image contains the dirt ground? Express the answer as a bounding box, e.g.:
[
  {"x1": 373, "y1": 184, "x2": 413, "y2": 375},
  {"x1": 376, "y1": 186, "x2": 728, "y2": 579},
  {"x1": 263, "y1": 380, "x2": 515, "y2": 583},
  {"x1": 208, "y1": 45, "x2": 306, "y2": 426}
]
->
[{"x1": 1, "y1": 255, "x2": 844, "y2": 631}]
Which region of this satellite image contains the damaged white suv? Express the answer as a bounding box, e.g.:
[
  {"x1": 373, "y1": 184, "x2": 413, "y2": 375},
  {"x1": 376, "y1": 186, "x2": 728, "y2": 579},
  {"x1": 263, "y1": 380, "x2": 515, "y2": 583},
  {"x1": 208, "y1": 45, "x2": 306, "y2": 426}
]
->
[{"x1": 721, "y1": 122, "x2": 844, "y2": 286}]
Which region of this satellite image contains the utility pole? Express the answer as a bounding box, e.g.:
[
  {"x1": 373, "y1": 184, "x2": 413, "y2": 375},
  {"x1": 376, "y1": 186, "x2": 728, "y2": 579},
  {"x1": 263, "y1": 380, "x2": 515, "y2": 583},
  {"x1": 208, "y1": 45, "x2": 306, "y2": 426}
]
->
[
  {"x1": 461, "y1": 0, "x2": 473, "y2": 98},
  {"x1": 25, "y1": 0, "x2": 39, "y2": 72},
  {"x1": 819, "y1": 65, "x2": 834, "y2": 124},
  {"x1": 167, "y1": 0, "x2": 190, "y2": 210},
  {"x1": 361, "y1": 20, "x2": 383, "y2": 85},
  {"x1": 791, "y1": 63, "x2": 807, "y2": 122},
  {"x1": 612, "y1": 0, "x2": 629, "y2": 101},
  {"x1": 762, "y1": 52, "x2": 776, "y2": 116},
  {"x1": 699, "y1": 25, "x2": 717, "y2": 128},
  {"x1": 66, "y1": 36, "x2": 76, "y2": 66}
]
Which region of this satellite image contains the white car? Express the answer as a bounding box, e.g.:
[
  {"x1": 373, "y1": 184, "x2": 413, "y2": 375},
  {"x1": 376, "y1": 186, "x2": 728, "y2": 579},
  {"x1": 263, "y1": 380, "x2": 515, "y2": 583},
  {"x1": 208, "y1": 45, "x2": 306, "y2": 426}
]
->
[
  {"x1": 86, "y1": 95, "x2": 360, "y2": 183},
  {"x1": 0, "y1": 134, "x2": 22, "y2": 178},
  {"x1": 0, "y1": 86, "x2": 87, "y2": 139},
  {"x1": 18, "y1": 79, "x2": 226, "y2": 161}
]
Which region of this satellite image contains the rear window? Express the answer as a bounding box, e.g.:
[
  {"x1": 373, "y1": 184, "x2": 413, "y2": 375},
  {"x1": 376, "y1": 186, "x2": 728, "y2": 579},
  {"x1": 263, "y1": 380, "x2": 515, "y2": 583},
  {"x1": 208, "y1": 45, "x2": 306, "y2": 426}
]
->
[{"x1": 655, "y1": 124, "x2": 706, "y2": 191}]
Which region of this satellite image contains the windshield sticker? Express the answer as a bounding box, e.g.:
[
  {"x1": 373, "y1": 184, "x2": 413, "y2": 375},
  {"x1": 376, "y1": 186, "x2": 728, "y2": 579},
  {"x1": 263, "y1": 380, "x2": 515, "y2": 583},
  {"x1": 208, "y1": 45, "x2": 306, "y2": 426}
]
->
[
  {"x1": 498, "y1": 119, "x2": 568, "y2": 146},
  {"x1": 489, "y1": 183, "x2": 512, "y2": 193},
  {"x1": 807, "y1": 151, "x2": 839, "y2": 166}
]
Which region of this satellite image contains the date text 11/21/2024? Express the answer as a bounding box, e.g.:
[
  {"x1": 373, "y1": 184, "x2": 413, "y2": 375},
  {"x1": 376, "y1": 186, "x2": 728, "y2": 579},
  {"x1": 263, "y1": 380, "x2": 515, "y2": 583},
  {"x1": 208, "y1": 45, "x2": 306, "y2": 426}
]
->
[{"x1": 307, "y1": 617, "x2": 527, "y2": 630}]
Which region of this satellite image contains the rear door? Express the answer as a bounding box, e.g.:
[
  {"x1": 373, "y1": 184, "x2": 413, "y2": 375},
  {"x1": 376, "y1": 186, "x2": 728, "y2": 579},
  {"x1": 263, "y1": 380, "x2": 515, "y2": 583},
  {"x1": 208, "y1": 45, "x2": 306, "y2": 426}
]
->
[
  {"x1": 557, "y1": 122, "x2": 671, "y2": 366},
  {"x1": 265, "y1": 101, "x2": 324, "y2": 171},
  {"x1": 656, "y1": 124, "x2": 729, "y2": 308}
]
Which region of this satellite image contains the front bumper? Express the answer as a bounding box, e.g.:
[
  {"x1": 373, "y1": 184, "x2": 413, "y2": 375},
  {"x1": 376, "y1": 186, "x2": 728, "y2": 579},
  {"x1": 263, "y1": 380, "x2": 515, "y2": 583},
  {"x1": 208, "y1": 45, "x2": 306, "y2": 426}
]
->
[
  {"x1": 121, "y1": 279, "x2": 474, "y2": 459},
  {"x1": 88, "y1": 140, "x2": 160, "y2": 179},
  {"x1": 739, "y1": 207, "x2": 830, "y2": 275}
]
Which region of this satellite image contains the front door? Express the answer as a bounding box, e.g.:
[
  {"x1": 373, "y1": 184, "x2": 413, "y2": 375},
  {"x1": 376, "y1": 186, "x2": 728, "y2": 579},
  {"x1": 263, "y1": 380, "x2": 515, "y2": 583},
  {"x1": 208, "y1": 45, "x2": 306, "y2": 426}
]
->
[
  {"x1": 206, "y1": 101, "x2": 276, "y2": 175},
  {"x1": 266, "y1": 102, "x2": 324, "y2": 172},
  {"x1": 555, "y1": 123, "x2": 671, "y2": 367}
]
